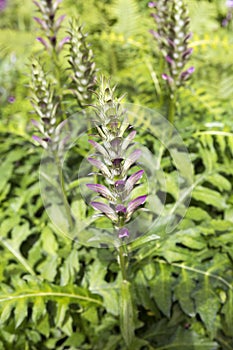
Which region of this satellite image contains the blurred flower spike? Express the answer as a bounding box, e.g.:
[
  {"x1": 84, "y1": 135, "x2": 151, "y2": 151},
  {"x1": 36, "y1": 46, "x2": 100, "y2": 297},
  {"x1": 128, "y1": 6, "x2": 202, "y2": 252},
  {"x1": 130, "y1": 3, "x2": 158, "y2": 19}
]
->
[
  {"x1": 0, "y1": 0, "x2": 7, "y2": 11},
  {"x1": 33, "y1": 0, "x2": 69, "y2": 54},
  {"x1": 86, "y1": 78, "x2": 147, "y2": 241},
  {"x1": 149, "y1": 0, "x2": 194, "y2": 96}
]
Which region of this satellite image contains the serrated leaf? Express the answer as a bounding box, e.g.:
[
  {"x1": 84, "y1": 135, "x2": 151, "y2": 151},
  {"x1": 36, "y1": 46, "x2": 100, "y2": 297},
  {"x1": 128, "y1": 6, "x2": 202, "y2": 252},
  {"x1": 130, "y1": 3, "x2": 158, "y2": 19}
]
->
[
  {"x1": 31, "y1": 297, "x2": 46, "y2": 324},
  {"x1": 206, "y1": 173, "x2": 232, "y2": 192},
  {"x1": 174, "y1": 269, "x2": 195, "y2": 316},
  {"x1": 0, "y1": 302, "x2": 14, "y2": 324},
  {"x1": 14, "y1": 300, "x2": 28, "y2": 328},
  {"x1": 186, "y1": 206, "x2": 211, "y2": 221},
  {"x1": 222, "y1": 290, "x2": 233, "y2": 336},
  {"x1": 192, "y1": 186, "x2": 227, "y2": 209},
  {"x1": 41, "y1": 226, "x2": 58, "y2": 255},
  {"x1": 150, "y1": 263, "x2": 172, "y2": 317},
  {"x1": 193, "y1": 279, "x2": 220, "y2": 337},
  {"x1": 55, "y1": 303, "x2": 67, "y2": 328}
]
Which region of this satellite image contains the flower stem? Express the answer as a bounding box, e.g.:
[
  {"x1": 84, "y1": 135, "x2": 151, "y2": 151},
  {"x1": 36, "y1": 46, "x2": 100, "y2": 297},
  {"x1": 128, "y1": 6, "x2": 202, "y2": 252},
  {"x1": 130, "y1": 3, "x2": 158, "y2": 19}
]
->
[
  {"x1": 168, "y1": 93, "x2": 176, "y2": 124},
  {"x1": 118, "y1": 243, "x2": 128, "y2": 281},
  {"x1": 54, "y1": 151, "x2": 74, "y2": 230}
]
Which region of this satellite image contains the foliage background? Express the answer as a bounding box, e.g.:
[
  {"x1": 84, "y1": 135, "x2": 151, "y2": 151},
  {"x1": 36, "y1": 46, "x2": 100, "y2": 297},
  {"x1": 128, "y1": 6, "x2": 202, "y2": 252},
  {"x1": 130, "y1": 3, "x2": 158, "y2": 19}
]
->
[{"x1": 0, "y1": 0, "x2": 233, "y2": 349}]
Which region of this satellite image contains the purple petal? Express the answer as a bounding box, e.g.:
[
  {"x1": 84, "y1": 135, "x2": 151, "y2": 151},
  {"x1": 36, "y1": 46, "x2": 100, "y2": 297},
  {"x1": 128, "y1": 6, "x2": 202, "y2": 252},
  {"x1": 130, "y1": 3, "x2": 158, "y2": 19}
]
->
[
  {"x1": 90, "y1": 201, "x2": 117, "y2": 221},
  {"x1": 88, "y1": 140, "x2": 109, "y2": 159},
  {"x1": 115, "y1": 204, "x2": 127, "y2": 214},
  {"x1": 33, "y1": 1, "x2": 43, "y2": 11},
  {"x1": 121, "y1": 130, "x2": 136, "y2": 151},
  {"x1": 165, "y1": 55, "x2": 174, "y2": 65},
  {"x1": 55, "y1": 15, "x2": 66, "y2": 30},
  {"x1": 86, "y1": 183, "x2": 115, "y2": 200},
  {"x1": 182, "y1": 48, "x2": 193, "y2": 60},
  {"x1": 167, "y1": 38, "x2": 176, "y2": 48},
  {"x1": 112, "y1": 158, "x2": 124, "y2": 168},
  {"x1": 127, "y1": 195, "x2": 147, "y2": 215},
  {"x1": 227, "y1": 0, "x2": 233, "y2": 8},
  {"x1": 149, "y1": 29, "x2": 160, "y2": 39},
  {"x1": 180, "y1": 66, "x2": 195, "y2": 81},
  {"x1": 32, "y1": 135, "x2": 48, "y2": 148},
  {"x1": 184, "y1": 33, "x2": 192, "y2": 43},
  {"x1": 55, "y1": 119, "x2": 68, "y2": 134},
  {"x1": 33, "y1": 17, "x2": 47, "y2": 30},
  {"x1": 115, "y1": 180, "x2": 125, "y2": 192},
  {"x1": 36, "y1": 37, "x2": 49, "y2": 50},
  {"x1": 118, "y1": 227, "x2": 129, "y2": 239},
  {"x1": 125, "y1": 170, "x2": 144, "y2": 193},
  {"x1": 57, "y1": 36, "x2": 70, "y2": 52},
  {"x1": 87, "y1": 158, "x2": 111, "y2": 178},
  {"x1": 123, "y1": 149, "x2": 142, "y2": 172},
  {"x1": 8, "y1": 96, "x2": 15, "y2": 103}
]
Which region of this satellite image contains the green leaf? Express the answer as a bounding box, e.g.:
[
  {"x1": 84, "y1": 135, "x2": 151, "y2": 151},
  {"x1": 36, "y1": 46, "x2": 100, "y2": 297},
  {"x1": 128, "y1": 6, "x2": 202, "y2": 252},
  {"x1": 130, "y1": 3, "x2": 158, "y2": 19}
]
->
[
  {"x1": 0, "y1": 302, "x2": 14, "y2": 324},
  {"x1": 150, "y1": 263, "x2": 172, "y2": 317},
  {"x1": 14, "y1": 300, "x2": 28, "y2": 328},
  {"x1": 120, "y1": 280, "x2": 135, "y2": 347},
  {"x1": 31, "y1": 297, "x2": 46, "y2": 324},
  {"x1": 41, "y1": 226, "x2": 58, "y2": 255},
  {"x1": 205, "y1": 173, "x2": 232, "y2": 192},
  {"x1": 192, "y1": 186, "x2": 227, "y2": 209},
  {"x1": 222, "y1": 289, "x2": 233, "y2": 336},
  {"x1": 174, "y1": 269, "x2": 195, "y2": 316},
  {"x1": 186, "y1": 206, "x2": 211, "y2": 221},
  {"x1": 192, "y1": 279, "x2": 220, "y2": 337}
]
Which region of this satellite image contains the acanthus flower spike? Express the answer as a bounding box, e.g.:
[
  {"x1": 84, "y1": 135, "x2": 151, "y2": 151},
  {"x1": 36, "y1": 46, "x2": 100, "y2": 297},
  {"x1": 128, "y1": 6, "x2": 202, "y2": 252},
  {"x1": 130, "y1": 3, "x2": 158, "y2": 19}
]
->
[{"x1": 86, "y1": 77, "x2": 147, "y2": 241}]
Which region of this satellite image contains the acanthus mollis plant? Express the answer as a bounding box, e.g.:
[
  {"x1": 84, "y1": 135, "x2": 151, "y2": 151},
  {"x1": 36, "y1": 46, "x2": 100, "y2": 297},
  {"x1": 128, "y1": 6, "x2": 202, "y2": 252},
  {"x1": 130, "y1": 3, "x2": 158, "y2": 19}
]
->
[
  {"x1": 33, "y1": 0, "x2": 69, "y2": 55},
  {"x1": 149, "y1": 0, "x2": 194, "y2": 123},
  {"x1": 67, "y1": 20, "x2": 97, "y2": 108},
  {"x1": 30, "y1": 59, "x2": 73, "y2": 229},
  {"x1": 86, "y1": 78, "x2": 147, "y2": 245},
  {"x1": 86, "y1": 78, "x2": 147, "y2": 346}
]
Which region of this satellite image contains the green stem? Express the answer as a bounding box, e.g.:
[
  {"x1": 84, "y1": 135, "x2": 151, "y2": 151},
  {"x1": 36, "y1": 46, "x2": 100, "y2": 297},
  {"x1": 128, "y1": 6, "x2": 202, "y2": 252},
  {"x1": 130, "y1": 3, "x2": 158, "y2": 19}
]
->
[
  {"x1": 118, "y1": 243, "x2": 128, "y2": 281},
  {"x1": 168, "y1": 92, "x2": 177, "y2": 124},
  {"x1": 54, "y1": 151, "x2": 74, "y2": 230}
]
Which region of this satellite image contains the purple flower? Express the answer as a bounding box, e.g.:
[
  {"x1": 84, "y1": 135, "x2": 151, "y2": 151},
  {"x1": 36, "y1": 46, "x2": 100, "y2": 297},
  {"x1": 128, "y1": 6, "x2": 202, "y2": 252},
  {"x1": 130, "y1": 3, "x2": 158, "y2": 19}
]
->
[
  {"x1": 86, "y1": 183, "x2": 115, "y2": 201},
  {"x1": 116, "y1": 204, "x2": 127, "y2": 215},
  {"x1": 37, "y1": 37, "x2": 50, "y2": 50},
  {"x1": 90, "y1": 201, "x2": 118, "y2": 222},
  {"x1": 180, "y1": 66, "x2": 195, "y2": 81},
  {"x1": 0, "y1": 0, "x2": 7, "y2": 11},
  {"x1": 33, "y1": 17, "x2": 48, "y2": 30},
  {"x1": 123, "y1": 149, "x2": 142, "y2": 173},
  {"x1": 88, "y1": 139, "x2": 110, "y2": 159},
  {"x1": 57, "y1": 36, "x2": 70, "y2": 52},
  {"x1": 127, "y1": 195, "x2": 147, "y2": 217},
  {"x1": 118, "y1": 227, "x2": 129, "y2": 239},
  {"x1": 8, "y1": 96, "x2": 15, "y2": 103},
  {"x1": 165, "y1": 55, "x2": 174, "y2": 65},
  {"x1": 115, "y1": 180, "x2": 126, "y2": 192},
  {"x1": 125, "y1": 170, "x2": 144, "y2": 193},
  {"x1": 87, "y1": 157, "x2": 111, "y2": 178},
  {"x1": 148, "y1": 1, "x2": 156, "y2": 8},
  {"x1": 226, "y1": 0, "x2": 233, "y2": 8}
]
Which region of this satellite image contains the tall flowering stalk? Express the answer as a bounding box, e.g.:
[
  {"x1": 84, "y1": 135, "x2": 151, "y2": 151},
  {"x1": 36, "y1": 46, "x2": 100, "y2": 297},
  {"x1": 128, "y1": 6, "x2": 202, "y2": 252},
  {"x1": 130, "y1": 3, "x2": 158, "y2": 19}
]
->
[
  {"x1": 149, "y1": 0, "x2": 194, "y2": 123},
  {"x1": 30, "y1": 59, "x2": 73, "y2": 229},
  {"x1": 67, "y1": 20, "x2": 97, "y2": 107},
  {"x1": 33, "y1": 0, "x2": 69, "y2": 55},
  {"x1": 86, "y1": 78, "x2": 146, "y2": 346},
  {"x1": 86, "y1": 78, "x2": 147, "y2": 247}
]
